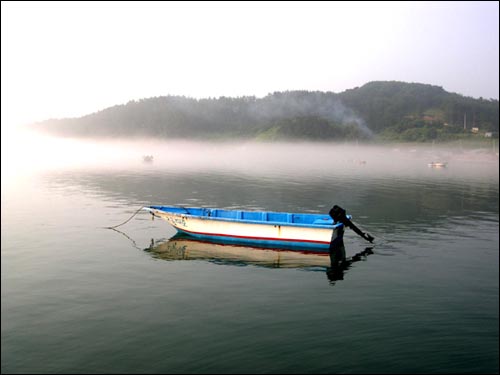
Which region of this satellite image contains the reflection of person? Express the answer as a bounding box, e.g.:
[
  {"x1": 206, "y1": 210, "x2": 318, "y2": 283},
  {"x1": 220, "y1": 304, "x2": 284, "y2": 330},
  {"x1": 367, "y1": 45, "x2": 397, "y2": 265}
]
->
[
  {"x1": 329, "y1": 227, "x2": 346, "y2": 266},
  {"x1": 327, "y1": 246, "x2": 373, "y2": 284}
]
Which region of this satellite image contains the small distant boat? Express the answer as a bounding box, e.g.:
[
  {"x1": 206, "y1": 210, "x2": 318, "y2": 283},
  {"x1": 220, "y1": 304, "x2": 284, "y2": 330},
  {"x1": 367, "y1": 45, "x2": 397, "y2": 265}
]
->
[
  {"x1": 143, "y1": 206, "x2": 346, "y2": 251},
  {"x1": 428, "y1": 161, "x2": 447, "y2": 168},
  {"x1": 142, "y1": 155, "x2": 154, "y2": 163}
]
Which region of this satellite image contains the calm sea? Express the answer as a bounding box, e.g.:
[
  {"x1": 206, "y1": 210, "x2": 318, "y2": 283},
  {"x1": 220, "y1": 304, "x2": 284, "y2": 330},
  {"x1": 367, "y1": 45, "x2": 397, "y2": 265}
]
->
[{"x1": 1, "y1": 138, "x2": 499, "y2": 374}]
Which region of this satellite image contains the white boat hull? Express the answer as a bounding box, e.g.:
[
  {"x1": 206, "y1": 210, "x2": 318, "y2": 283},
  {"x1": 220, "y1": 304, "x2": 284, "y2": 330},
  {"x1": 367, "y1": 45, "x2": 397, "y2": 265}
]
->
[{"x1": 147, "y1": 208, "x2": 340, "y2": 251}]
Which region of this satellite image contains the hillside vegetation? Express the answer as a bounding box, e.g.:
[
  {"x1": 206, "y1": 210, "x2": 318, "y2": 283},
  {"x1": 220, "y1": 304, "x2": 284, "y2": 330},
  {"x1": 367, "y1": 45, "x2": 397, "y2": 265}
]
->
[{"x1": 34, "y1": 81, "x2": 499, "y2": 142}]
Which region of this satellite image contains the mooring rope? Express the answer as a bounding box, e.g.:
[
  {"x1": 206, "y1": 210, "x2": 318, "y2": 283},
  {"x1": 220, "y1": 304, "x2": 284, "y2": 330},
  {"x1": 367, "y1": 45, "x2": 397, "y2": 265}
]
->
[{"x1": 104, "y1": 206, "x2": 145, "y2": 229}]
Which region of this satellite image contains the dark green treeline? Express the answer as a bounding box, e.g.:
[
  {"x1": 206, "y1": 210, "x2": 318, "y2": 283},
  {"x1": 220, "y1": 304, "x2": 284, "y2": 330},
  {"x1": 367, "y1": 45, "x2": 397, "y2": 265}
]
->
[{"x1": 34, "y1": 81, "x2": 499, "y2": 142}]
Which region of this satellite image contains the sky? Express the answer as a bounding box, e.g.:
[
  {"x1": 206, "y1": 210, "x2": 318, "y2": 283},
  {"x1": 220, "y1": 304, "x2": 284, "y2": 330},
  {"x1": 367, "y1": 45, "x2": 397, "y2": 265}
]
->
[{"x1": 2, "y1": 1, "x2": 499, "y2": 128}]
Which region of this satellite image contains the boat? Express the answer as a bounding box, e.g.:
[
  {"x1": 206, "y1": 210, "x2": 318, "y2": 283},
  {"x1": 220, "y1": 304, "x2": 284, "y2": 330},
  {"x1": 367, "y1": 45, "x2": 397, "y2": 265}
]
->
[
  {"x1": 428, "y1": 161, "x2": 447, "y2": 168},
  {"x1": 143, "y1": 205, "x2": 346, "y2": 251},
  {"x1": 142, "y1": 155, "x2": 154, "y2": 163},
  {"x1": 145, "y1": 234, "x2": 332, "y2": 268}
]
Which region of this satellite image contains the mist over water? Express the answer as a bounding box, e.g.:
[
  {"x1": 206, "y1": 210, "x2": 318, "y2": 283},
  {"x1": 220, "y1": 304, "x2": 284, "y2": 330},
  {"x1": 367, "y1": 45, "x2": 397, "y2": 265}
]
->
[
  {"x1": 3, "y1": 129, "x2": 498, "y2": 179},
  {"x1": 2, "y1": 131, "x2": 499, "y2": 374}
]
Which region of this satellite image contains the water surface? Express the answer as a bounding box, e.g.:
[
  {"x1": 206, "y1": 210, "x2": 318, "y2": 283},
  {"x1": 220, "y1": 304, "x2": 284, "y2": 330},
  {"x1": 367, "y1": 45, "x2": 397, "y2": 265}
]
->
[{"x1": 2, "y1": 138, "x2": 499, "y2": 374}]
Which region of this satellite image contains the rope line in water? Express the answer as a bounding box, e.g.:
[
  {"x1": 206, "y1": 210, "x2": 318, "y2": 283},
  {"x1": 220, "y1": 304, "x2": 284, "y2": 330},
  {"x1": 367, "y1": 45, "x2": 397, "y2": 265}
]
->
[
  {"x1": 104, "y1": 206, "x2": 145, "y2": 229},
  {"x1": 109, "y1": 227, "x2": 141, "y2": 250}
]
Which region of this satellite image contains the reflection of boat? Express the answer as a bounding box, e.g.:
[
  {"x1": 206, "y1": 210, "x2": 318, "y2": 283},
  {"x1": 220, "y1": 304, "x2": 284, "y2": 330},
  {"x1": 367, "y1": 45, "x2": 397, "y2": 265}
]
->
[
  {"x1": 142, "y1": 155, "x2": 154, "y2": 163},
  {"x1": 145, "y1": 234, "x2": 332, "y2": 268},
  {"x1": 144, "y1": 234, "x2": 374, "y2": 284},
  {"x1": 143, "y1": 206, "x2": 345, "y2": 250}
]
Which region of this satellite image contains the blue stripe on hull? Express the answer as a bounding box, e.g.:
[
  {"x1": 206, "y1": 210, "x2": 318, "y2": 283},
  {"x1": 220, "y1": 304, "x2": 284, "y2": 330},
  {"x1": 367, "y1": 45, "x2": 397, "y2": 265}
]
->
[{"x1": 148, "y1": 205, "x2": 341, "y2": 228}]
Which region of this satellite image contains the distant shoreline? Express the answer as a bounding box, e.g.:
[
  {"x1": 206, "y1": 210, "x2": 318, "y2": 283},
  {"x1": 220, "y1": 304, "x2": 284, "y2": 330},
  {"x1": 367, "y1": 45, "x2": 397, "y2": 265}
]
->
[{"x1": 29, "y1": 82, "x2": 498, "y2": 144}]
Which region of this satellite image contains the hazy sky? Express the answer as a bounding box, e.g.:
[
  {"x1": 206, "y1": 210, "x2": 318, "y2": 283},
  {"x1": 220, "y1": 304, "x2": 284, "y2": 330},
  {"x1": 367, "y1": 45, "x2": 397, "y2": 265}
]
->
[{"x1": 2, "y1": 1, "x2": 499, "y2": 127}]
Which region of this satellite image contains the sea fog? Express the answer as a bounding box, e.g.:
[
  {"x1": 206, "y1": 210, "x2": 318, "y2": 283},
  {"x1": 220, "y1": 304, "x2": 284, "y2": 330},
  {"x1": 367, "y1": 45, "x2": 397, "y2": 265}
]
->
[{"x1": 2, "y1": 129, "x2": 499, "y2": 181}]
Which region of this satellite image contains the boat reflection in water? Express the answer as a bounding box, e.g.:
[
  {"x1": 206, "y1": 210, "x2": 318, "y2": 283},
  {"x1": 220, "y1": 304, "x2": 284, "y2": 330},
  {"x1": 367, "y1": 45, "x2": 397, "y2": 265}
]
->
[{"x1": 144, "y1": 234, "x2": 373, "y2": 285}]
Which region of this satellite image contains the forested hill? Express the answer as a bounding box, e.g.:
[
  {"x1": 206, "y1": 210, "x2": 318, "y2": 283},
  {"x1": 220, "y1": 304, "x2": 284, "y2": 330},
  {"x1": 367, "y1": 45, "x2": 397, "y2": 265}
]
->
[{"x1": 33, "y1": 81, "x2": 499, "y2": 141}]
